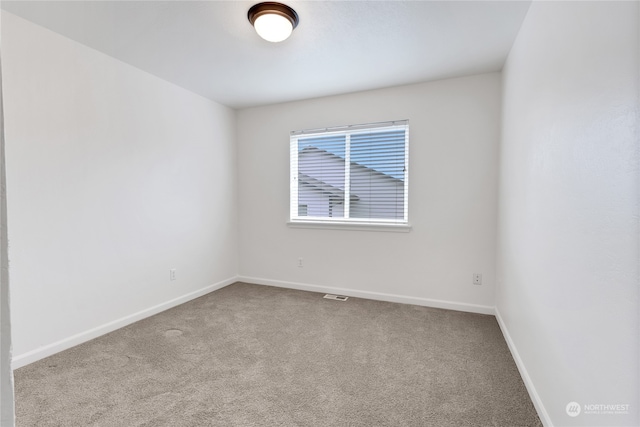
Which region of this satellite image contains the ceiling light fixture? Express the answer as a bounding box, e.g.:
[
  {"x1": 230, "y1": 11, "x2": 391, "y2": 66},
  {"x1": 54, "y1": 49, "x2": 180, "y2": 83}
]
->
[{"x1": 248, "y1": 2, "x2": 299, "y2": 43}]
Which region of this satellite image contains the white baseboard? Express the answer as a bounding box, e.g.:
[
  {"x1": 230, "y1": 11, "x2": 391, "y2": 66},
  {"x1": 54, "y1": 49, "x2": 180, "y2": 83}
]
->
[
  {"x1": 12, "y1": 276, "x2": 238, "y2": 369},
  {"x1": 238, "y1": 275, "x2": 495, "y2": 315},
  {"x1": 495, "y1": 307, "x2": 552, "y2": 427}
]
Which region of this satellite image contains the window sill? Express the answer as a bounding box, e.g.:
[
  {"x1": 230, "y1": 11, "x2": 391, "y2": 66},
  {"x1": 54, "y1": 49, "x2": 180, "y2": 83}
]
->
[{"x1": 287, "y1": 220, "x2": 412, "y2": 233}]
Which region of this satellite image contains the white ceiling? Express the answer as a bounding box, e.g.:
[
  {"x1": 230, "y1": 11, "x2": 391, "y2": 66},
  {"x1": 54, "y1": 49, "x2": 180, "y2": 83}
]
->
[{"x1": 1, "y1": 1, "x2": 531, "y2": 109}]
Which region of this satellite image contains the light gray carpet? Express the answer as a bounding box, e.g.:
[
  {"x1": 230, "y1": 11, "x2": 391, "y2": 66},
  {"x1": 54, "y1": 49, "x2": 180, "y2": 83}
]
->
[{"x1": 15, "y1": 282, "x2": 542, "y2": 426}]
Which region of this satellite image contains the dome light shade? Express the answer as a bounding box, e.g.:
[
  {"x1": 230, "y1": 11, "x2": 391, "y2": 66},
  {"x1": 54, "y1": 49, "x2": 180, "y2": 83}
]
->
[
  {"x1": 248, "y1": 2, "x2": 299, "y2": 43},
  {"x1": 253, "y1": 13, "x2": 292, "y2": 42}
]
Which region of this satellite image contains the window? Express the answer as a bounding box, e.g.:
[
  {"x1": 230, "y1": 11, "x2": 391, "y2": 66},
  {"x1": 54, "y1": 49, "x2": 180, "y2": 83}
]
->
[{"x1": 290, "y1": 120, "x2": 409, "y2": 226}]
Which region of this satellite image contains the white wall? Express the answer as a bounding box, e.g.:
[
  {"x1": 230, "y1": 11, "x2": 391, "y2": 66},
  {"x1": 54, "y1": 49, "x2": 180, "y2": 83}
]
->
[
  {"x1": 0, "y1": 7, "x2": 16, "y2": 425},
  {"x1": 237, "y1": 73, "x2": 500, "y2": 313},
  {"x1": 2, "y1": 12, "x2": 238, "y2": 367},
  {"x1": 497, "y1": 2, "x2": 639, "y2": 426}
]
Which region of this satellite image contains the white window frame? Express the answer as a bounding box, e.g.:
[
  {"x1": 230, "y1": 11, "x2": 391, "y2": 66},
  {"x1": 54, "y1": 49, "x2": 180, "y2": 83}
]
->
[{"x1": 289, "y1": 120, "x2": 410, "y2": 231}]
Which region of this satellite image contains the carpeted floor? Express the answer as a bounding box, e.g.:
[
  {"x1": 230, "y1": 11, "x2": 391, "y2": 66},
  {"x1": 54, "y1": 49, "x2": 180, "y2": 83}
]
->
[{"x1": 15, "y1": 282, "x2": 542, "y2": 426}]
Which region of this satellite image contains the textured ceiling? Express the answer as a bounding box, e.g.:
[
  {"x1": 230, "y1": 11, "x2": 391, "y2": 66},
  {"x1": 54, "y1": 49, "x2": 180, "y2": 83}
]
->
[{"x1": 1, "y1": 1, "x2": 531, "y2": 109}]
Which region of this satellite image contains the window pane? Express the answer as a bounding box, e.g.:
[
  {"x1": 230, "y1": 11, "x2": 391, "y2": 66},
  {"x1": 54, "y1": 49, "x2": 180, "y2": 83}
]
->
[{"x1": 297, "y1": 135, "x2": 346, "y2": 218}]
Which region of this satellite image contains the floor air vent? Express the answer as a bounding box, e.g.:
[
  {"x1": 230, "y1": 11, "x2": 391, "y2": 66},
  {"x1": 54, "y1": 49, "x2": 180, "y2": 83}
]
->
[{"x1": 323, "y1": 294, "x2": 349, "y2": 301}]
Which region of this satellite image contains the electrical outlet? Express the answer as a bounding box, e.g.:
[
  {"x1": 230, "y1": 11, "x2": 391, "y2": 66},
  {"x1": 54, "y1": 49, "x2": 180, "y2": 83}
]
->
[
  {"x1": 473, "y1": 273, "x2": 482, "y2": 285},
  {"x1": 298, "y1": 258, "x2": 303, "y2": 268},
  {"x1": 170, "y1": 269, "x2": 176, "y2": 281}
]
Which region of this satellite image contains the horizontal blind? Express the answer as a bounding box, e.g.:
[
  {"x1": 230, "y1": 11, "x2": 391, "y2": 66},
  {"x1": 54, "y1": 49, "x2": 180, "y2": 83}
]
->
[
  {"x1": 297, "y1": 134, "x2": 346, "y2": 218},
  {"x1": 291, "y1": 120, "x2": 409, "y2": 224},
  {"x1": 350, "y1": 129, "x2": 406, "y2": 220}
]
